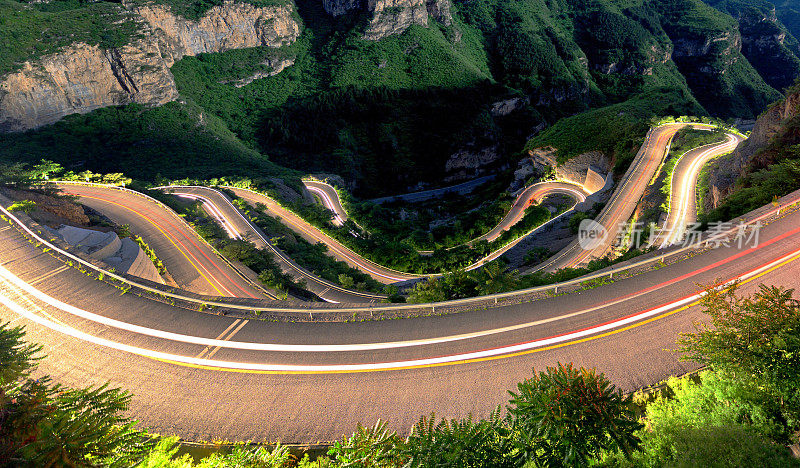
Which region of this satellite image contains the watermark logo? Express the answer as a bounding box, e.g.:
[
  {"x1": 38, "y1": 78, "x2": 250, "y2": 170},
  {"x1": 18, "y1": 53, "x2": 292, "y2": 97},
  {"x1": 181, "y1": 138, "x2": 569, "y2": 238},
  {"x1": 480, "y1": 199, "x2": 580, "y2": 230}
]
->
[
  {"x1": 576, "y1": 218, "x2": 762, "y2": 251},
  {"x1": 578, "y1": 218, "x2": 608, "y2": 250}
]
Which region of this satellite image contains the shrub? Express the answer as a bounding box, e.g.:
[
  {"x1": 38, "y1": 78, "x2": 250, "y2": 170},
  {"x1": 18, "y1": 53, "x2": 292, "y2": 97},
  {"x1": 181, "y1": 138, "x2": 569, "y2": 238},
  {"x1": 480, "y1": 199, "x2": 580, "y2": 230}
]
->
[{"x1": 507, "y1": 363, "x2": 642, "y2": 466}]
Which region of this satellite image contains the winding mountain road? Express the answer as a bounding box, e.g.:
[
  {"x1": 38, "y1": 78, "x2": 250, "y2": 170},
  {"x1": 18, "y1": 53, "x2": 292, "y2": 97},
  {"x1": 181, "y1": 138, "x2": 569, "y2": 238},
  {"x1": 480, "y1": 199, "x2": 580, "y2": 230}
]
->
[
  {"x1": 157, "y1": 186, "x2": 386, "y2": 303},
  {"x1": 1, "y1": 186, "x2": 799, "y2": 441},
  {"x1": 655, "y1": 132, "x2": 744, "y2": 247},
  {"x1": 58, "y1": 183, "x2": 265, "y2": 299},
  {"x1": 532, "y1": 124, "x2": 738, "y2": 272},
  {"x1": 1, "y1": 122, "x2": 787, "y2": 445},
  {"x1": 226, "y1": 186, "x2": 422, "y2": 283}
]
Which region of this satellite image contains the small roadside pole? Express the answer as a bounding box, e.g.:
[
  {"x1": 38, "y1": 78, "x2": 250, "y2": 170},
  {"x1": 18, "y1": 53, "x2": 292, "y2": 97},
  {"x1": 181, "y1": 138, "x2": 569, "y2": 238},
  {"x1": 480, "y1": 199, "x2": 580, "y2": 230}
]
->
[{"x1": 773, "y1": 195, "x2": 781, "y2": 215}]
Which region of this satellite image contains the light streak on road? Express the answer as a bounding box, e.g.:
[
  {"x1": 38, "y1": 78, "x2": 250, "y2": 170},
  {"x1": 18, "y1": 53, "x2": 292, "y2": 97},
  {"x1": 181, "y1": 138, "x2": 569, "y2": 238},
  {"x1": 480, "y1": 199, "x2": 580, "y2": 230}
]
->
[
  {"x1": 660, "y1": 133, "x2": 742, "y2": 247},
  {"x1": 176, "y1": 193, "x2": 242, "y2": 240}
]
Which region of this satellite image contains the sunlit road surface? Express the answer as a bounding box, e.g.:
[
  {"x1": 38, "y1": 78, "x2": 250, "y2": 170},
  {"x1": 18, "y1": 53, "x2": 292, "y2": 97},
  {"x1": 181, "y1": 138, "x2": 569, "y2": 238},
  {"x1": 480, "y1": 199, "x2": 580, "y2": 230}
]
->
[
  {"x1": 226, "y1": 186, "x2": 422, "y2": 284},
  {"x1": 59, "y1": 183, "x2": 263, "y2": 298},
  {"x1": 533, "y1": 123, "x2": 725, "y2": 272},
  {"x1": 303, "y1": 180, "x2": 349, "y2": 226},
  {"x1": 476, "y1": 181, "x2": 589, "y2": 243},
  {"x1": 300, "y1": 179, "x2": 589, "y2": 276},
  {"x1": 655, "y1": 132, "x2": 744, "y2": 247},
  {"x1": 160, "y1": 186, "x2": 386, "y2": 303}
]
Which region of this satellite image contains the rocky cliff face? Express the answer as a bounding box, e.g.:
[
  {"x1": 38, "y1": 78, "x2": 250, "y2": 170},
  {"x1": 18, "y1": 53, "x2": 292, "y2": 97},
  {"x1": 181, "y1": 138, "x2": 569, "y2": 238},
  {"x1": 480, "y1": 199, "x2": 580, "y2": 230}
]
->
[
  {"x1": 0, "y1": 40, "x2": 177, "y2": 133},
  {"x1": 664, "y1": 20, "x2": 780, "y2": 118},
  {"x1": 323, "y1": 0, "x2": 452, "y2": 40},
  {"x1": 137, "y1": 2, "x2": 298, "y2": 64},
  {"x1": 704, "y1": 89, "x2": 800, "y2": 211},
  {"x1": 0, "y1": 1, "x2": 300, "y2": 132},
  {"x1": 732, "y1": 7, "x2": 800, "y2": 91}
]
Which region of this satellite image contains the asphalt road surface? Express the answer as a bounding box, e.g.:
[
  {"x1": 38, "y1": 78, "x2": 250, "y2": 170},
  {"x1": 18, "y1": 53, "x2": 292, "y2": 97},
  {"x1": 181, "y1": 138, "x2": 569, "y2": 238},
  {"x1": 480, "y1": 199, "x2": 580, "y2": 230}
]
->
[
  {"x1": 533, "y1": 123, "x2": 728, "y2": 272},
  {"x1": 158, "y1": 186, "x2": 385, "y2": 304},
  {"x1": 654, "y1": 132, "x2": 744, "y2": 247},
  {"x1": 476, "y1": 181, "x2": 589, "y2": 243},
  {"x1": 1, "y1": 187, "x2": 799, "y2": 442},
  {"x1": 303, "y1": 180, "x2": 349, "y2": 226},
  {"x1": 226, "y1": 186, "x2": 422, "y2": 284},
  {"x1": 59, "y1": 183, "x2": 264, "y2": 299},
  {"x1": 300, "y1": 179, "x2": 590, "y2": 275}
]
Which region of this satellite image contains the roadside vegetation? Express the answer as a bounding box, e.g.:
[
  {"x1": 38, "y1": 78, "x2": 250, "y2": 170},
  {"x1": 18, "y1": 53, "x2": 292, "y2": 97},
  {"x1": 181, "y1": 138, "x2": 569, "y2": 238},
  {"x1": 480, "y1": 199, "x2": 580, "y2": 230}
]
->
[
  {"x1": 703, "y1": 83, "x2": 800, "y2": 225},
  {"x1": 147, "y1": 190, "x2": 314, "y2": 300},
  {"x1": 526, "y1": 89, "x2": 705, "y2": 174},
  {"x1": 406, "y1": 244, "x2": 651, "y2": 303},
  {"x1": 225, "y1": 195, "x2": 387, "y2": 294},
  {"x1": 5, "y1": 199, "x2": 36, "y2": 214},
  {"x1": 283, "y1": 190, "x2": 558, "y2": 275},
  {"x1": 132, "y1": 235, "x2": 168, "y2": 277},
  {"x1": 0, "y1": 102, "x2": 294, "y2": 185},
  {"x1": 658, "y1": 126, "x2": 727, "y2": 212},
  {"x1": 3, "y1": 0, "x2": 785, "y2": 201},
  {"x1": 2, "y1": 284, "x2": 798, "y2": 466}
]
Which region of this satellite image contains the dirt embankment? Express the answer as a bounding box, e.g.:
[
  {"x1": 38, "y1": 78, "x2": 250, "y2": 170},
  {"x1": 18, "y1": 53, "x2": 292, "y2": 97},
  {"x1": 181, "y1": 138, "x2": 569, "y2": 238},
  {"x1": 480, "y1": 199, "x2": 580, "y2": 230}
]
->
[{"x1": 1, "y1": 187, "x2": 90, "y2": 227}]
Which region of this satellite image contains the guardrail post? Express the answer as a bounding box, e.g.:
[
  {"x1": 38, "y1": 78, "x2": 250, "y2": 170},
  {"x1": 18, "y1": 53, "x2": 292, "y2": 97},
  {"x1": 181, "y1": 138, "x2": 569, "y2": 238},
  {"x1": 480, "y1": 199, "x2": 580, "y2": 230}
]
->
[{"x1": 554, "y1": 284, "x2": 558, "y2": 294}]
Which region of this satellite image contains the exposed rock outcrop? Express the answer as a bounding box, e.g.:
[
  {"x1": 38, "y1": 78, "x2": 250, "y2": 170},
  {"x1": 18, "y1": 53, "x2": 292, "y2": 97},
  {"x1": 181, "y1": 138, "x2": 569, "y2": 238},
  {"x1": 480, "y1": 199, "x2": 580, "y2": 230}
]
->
[
  {"x1": 443, "y1": 144, "x2": 501, "y2": 183},
  {"x1": 0, "y1": 40, "x2": 177, "y2": 133},
  {"x1": 704, "y1": 89, "x2": 800, "y2": 211},
  {"x1": 527, "y1": 147, "x2": 610, "y2": 188},
  {"x1": 323, "y1": 0, "x2": 452, "y2": 40},
  {"x1": 0, "y1": 1, "x2": 300, "y2": 132},
  {"x1": 137, "y1": 2, "x2": 299, "y2": 65},
  {"x1": 222, "y1": 58, "x2": 296, "y2": 87},
  {"x1": 708, "y1": 2, "x2": 800, "y2": 92}
]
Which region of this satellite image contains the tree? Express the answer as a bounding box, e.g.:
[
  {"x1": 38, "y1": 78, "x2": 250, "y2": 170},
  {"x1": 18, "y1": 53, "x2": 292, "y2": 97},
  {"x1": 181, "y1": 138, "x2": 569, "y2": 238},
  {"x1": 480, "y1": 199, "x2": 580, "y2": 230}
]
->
[
  {"x1": 0, "y1": 322, "x2": 155, "y2": 466},
  {"x1": 0, "y1": 163, "x2": 32, "y2": 186},
  {"x1": 507, "y1": 363, "x2": 642, "y2": 467},
  {"x1": 476, "y1": 262, "x2": 519, "y2": 295},
  {"x1": 30, "y1": 160, "x2": 63, "y2": 181},
  {"x1": 678, "y1": 283, "x2": 800, "y2": 434}
]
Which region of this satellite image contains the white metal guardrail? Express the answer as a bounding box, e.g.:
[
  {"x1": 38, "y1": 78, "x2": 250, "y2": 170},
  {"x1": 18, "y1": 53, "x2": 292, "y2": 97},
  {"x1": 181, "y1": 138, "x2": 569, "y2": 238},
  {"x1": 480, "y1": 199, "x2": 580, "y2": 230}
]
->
[
  {"x1": 157, "y1": 185, "x2": 386, "y2": 300},
  {"x1": 4, "y1": 180, "x2": 800, "y2": 315}
]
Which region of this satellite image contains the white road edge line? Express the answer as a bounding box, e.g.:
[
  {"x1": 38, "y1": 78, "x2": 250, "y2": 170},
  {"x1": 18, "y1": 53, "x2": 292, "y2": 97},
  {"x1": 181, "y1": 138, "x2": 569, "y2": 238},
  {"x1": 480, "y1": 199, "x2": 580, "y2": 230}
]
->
[{"x1": 1, "y1": 245, "x2": 798, "y2": 366}]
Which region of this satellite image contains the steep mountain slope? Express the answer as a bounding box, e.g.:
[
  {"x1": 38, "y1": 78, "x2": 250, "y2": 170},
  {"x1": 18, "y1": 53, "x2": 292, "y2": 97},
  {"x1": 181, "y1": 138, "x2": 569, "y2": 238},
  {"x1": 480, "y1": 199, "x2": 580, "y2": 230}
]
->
[
  {"x1": 705, "y1": 0, "x2": 800, "y2": 92},
  {"x1": 0, "y1": 0, "x2": 299, "y2": 132},
  {"x1": 703, "y1": 81, "x2": 800, "y2": 221},
  {"x1": 0, "y1": 0, "x2": 798, "y2": 198}
]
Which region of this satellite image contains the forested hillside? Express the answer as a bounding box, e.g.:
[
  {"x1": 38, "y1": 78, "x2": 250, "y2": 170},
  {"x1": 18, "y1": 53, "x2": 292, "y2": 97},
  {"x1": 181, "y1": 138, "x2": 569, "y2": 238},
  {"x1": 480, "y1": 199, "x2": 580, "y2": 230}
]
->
[{"x1": 1, "y1": 0, "x2": 799, "y2": 196}]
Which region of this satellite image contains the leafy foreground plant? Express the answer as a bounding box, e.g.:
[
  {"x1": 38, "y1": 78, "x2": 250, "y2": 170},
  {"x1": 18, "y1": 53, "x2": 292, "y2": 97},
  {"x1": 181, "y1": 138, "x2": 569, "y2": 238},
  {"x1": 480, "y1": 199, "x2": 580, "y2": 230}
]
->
[
  {"x1": 599, "y1": 283, "x2": 800, "y2": 467},
  {"x1": 678, "y1": 283, "x2": 800, "y2": 430},
  {"x1": 325, "y1": 364, "x2": 640, "y2": 468},
  {"x1": 4, "y1": 285, "x2": 800, "y2": 467},
  {"x1": 508, "y1": 364, "x2": 642, "y2": 467},
  {"x1": 0, "y1": 322, "x2": 156, "y2": 467}
]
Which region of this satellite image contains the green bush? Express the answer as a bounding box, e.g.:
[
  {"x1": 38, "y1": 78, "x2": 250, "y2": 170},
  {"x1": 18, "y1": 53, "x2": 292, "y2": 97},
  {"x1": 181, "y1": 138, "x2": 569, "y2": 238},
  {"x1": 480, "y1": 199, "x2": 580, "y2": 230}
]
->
[{"x1": 508, "y1": 363, "x2": 642, "y2": 466}]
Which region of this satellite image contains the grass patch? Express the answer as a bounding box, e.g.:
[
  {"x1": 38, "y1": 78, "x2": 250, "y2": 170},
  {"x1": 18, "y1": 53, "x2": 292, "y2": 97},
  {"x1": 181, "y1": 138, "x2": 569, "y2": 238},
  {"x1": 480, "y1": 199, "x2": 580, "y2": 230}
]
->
[
  {"x1": 526, "y1": 89, "x2": 705, "y2": 173},
  {"x1": 0, "y1": 0, "x2": 140, "y2": 76}
]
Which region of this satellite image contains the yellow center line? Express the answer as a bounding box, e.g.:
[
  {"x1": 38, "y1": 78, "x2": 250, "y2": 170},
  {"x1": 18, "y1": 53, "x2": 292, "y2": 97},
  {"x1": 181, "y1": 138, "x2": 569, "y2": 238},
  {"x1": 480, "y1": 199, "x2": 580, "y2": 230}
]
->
[
  {"x1": 77, "y1": 193, "x2": 227, "y2": 296},
  {"x1": 137, "y1": 244, "x2": 800, "y2": 374}
]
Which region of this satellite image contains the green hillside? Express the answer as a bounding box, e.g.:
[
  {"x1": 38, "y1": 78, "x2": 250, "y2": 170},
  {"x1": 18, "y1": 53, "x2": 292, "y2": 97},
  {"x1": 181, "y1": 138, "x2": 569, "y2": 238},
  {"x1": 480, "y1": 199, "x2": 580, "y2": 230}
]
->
[
  {"x1": 0, "y1": 0, "x2": 798, "y2": 198},
  {"x1": 704, "y1": 0, "x2": 800, "y2": 92}
]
